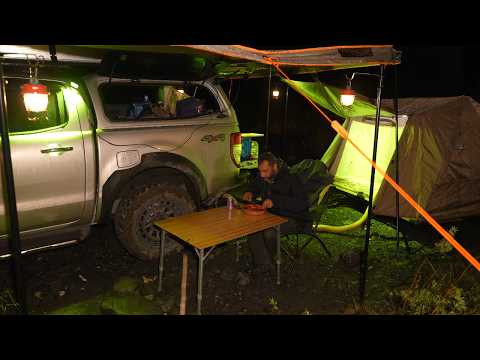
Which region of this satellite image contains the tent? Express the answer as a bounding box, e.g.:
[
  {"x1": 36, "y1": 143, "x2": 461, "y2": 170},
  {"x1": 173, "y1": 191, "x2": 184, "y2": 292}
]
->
[
  {"x1": 374, "y1": 96, "x2": 480, "y2": 222},
  {"x1": 321, "y1": 113, "x2": 408, "y2": 202},
  {"x1": 286, "y1": 79, "x2": 480, "y2": 223}
]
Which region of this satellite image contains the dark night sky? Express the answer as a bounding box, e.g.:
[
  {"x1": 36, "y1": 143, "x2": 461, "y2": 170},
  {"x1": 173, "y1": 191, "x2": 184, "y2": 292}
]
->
[{"x1": 227, "y1": 45, "x2": 480, "y2": 165}]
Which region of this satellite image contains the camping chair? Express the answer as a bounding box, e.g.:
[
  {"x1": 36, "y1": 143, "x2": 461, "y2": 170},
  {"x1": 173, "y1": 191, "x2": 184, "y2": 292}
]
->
[{"x1": 281, "y1": 185, "x2": 333, "y2": 263}]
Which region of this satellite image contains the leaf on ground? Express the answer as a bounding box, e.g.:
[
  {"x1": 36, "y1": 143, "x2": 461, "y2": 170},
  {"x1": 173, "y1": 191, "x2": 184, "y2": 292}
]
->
[{"x1": 142, "y1": 275, "x2": 158, "y2": 284}]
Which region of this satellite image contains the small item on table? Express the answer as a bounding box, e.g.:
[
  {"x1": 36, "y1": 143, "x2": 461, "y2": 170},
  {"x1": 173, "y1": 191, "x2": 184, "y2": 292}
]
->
[{"x1": 243, "y1": 203, "x2": 266, "y2": 216}]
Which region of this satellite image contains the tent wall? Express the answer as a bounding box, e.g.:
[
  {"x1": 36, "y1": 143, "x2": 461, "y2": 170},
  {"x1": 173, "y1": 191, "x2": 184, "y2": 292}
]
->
[
  {"x1": 374, "y1": 96, "x2": 480, "y2": 222},
  {"x1": 324, "y1": 116, "x2": 408, "y2": 201}
]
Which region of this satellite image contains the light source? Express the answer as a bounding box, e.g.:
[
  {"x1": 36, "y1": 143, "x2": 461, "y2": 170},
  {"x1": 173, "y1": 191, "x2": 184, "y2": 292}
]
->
[
  {"x1": 272, "y1": 88, "x2": 280, "y2": 100},
  {"x1": 340, "y1": 76, "x2": 356, "y2": 106},
  {"x1": 341, "y1": 72, "x2": 383, "y2": 107},
  {"x1": 22, "y1": 83, "x2": 48, "y2": 113},
  {"x1": 21, "y1": 62, "x2": 48, "y2": 113}
]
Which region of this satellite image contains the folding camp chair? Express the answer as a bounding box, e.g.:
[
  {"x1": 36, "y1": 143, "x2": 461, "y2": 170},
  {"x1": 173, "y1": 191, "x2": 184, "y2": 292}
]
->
[
  {"x1": 281, "y1": 186, "x2": 333, "y2": 262},
  {"x1": 281, "y1": 223, "x2": 331, "y2": 262}
]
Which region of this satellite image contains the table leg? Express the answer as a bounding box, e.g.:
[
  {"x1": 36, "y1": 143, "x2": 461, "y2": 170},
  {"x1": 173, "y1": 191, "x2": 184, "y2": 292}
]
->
[
  {"x1": 197, "y1": 248, "x2": 204, "y2": 315},
  {"x1": 276, "y1": 225, "x2": 281, "y2": 285},
  {"x1": 158, "y1": 229, "x2": 166, "y2": 292}
]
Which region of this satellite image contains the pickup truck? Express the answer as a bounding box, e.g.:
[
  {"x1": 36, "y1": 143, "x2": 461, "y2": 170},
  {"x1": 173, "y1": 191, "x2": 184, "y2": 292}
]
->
[{"x1": 0, "y1": 58, "x2": 247, "y2": 261}]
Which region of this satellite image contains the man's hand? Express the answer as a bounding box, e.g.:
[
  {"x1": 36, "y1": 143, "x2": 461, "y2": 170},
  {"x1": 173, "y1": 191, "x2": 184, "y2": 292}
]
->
[
  {"x1": 243, "y1": 192, "x2": 253, "y2": 202},
  {"x1": 262, "y1": 199, "x2": 274, "y2": 209}
]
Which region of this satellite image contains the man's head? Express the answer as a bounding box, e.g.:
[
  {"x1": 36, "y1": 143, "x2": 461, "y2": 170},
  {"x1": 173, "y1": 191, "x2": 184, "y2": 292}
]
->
[{"x1": 258, "y1": 152, "x2": 280, "y2": 181}]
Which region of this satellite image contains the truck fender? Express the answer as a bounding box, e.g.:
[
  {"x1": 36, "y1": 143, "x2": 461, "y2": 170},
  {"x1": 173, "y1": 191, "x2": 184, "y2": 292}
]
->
[{"x1": 99, "y1": 152, "x2": 207, "y2": 223}]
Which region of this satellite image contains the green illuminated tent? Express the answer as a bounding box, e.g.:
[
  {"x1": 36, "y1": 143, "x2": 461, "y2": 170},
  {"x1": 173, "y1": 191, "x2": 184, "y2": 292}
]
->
[{"x1": 286, "y1": 79, "x2": 480, "y2": 222}]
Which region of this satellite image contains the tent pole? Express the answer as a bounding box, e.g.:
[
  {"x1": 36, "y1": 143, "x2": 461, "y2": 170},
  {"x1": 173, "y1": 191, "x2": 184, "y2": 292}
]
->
[
  {"x1": 265, "y1": 66, "x2": 272, "y2": 152},
  {"x1": 359, "y1": 65, "x2": 384, "y2": 304},
  {"x1": 0, "y1": 60, "x2": 27, "y2": 314},
  {"x1": 282, "y1": 85, "x2": 289, "y2": 159}
]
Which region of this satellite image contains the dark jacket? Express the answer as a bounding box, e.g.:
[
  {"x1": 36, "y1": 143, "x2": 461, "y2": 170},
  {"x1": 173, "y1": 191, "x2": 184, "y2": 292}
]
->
[{"x1": 245, "y1": 162, "x2": 311, "y2": 223}]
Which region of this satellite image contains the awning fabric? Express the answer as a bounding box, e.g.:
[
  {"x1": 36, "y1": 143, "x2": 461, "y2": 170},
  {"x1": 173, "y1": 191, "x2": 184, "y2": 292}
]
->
[
  {"x1": 0, "y1": 45, "x2": 401, "y2": 80},
  {"x1": 282, "y1": 79, "x2": 394, "y2": 118},
  {"x1": 82, "y1": 44, "x2": 400, "y2": 78}
]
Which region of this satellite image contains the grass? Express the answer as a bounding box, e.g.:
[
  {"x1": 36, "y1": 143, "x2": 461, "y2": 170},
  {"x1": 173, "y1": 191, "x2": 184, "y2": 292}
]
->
[
  {"x1": 0, "y1": 288, "x2": 19, "y2": 314},
  {"x1": 280, "y1": 189, "x2": 480, "y2": 315}
]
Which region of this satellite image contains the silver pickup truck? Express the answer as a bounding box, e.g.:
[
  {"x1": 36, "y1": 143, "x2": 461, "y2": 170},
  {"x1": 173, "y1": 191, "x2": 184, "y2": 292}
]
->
[{"x1": 0, "y1": 66, "x2": 244, "y2": 260}]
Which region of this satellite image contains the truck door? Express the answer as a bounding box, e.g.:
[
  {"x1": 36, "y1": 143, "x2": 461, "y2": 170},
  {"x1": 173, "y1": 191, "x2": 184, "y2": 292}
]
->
[{"x1": 0, "y1": 78, "x2": 86, "y2": 235}]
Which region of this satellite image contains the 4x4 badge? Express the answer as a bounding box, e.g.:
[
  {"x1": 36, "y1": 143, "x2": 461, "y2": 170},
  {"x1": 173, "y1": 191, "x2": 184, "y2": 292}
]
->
[{"x1": 201, "y1": 134, "x2": 226, "y2": 143}]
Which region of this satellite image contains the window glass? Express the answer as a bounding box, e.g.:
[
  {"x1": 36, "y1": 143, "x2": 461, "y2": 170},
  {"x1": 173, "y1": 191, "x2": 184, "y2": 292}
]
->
[
  {"x1": 5, "y1": 78, "x2": 68, "y2": 133},
  {"x1": 99, "y1": 83, "x2": 220, "y2": 122}
]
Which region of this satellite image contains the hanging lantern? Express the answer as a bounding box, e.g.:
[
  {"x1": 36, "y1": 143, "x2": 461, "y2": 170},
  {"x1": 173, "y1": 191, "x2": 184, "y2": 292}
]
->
[
  {"x1": 22, "y1": 61, "x2": 49, "y2": 113},
  {"x1": 272, "y1": 88, "x2": 280, "y2": 100},
  {"x1": 21, "y1": 82, "x2": 49, "y2": 112},
  {"x1": 340, "y1": 87, "x2": 356, "y2": 106}
]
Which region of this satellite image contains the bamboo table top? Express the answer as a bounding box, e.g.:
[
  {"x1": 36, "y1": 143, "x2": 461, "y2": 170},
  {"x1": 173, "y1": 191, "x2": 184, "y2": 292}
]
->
[{"x1": 154, "y1": 207, "x2": 288, "y2": 250}]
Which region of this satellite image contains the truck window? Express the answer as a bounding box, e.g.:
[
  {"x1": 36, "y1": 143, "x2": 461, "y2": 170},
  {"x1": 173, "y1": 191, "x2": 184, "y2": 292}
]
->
[
  {"x1": 99, "y1": 83, "x2": 220, "y2": 122},
  {"x1": 4, "y1": 78, "x2": 68, "y2": 134}
]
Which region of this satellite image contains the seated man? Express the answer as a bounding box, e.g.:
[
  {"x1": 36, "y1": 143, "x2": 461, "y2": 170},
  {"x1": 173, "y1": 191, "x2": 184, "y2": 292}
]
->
[{"x1": 242, "y1": 152, "x2": 311, "y2": 275}]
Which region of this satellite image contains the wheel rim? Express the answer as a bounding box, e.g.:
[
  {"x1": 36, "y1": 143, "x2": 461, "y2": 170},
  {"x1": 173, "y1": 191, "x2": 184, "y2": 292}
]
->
[{"x1": 136, "y1": 197, "x2": 189, "y2": 249}]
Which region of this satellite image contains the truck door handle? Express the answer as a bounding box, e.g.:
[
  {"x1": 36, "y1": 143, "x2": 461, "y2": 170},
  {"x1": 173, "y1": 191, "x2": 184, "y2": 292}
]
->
[{"x1": 41, "y1": 146, "x2": 74, "y2": 154}]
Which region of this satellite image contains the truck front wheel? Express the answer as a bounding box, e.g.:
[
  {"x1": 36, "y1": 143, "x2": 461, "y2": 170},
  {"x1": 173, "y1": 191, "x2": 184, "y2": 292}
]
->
[{"x1": 114, "y1": 182, "x2": 196, "y2": 261}]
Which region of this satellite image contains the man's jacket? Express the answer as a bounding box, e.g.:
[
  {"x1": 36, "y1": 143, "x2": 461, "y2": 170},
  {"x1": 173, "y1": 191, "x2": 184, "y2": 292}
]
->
[{"x1": 245, "y1": 162, "x2": 311, "y2": 223}]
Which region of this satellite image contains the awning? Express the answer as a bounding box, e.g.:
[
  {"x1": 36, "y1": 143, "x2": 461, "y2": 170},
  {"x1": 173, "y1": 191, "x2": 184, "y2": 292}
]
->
[{"x1": 0, "y1": 45, "x2": 401, "y2": 80}]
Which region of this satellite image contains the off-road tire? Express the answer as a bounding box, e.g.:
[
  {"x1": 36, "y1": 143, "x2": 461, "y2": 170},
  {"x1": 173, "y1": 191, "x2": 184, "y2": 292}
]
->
[{"x1": 114, "y1": 182, "x2": 196, "y2": 261}]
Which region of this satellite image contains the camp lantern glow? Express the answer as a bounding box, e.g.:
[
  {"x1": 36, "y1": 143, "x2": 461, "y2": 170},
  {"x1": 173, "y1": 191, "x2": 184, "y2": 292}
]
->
[
  {"x1": 272, "y1": 89, "x2": 280, "y2": 99},
  {"x1": 340, "y1": 87, "x2": 356, "y2": 106},
  {"x1": 21, "y1": 82, "x2": 48, "y2": 113}
]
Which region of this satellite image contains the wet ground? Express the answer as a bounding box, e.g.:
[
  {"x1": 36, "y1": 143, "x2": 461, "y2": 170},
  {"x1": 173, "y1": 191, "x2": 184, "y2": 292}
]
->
[
  {"x1": 0, "y1": 221, "x2": 360, "y2": 315},
  {"x1": 2, "y1": 191, "x2": 480, "y2": 315}
]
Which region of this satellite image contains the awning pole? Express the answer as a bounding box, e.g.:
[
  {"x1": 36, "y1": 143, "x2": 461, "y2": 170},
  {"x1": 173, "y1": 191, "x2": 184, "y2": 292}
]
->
[
  {"x1": 394, "y1": 65, "x2": 401, "y2": 253},
  {"x1": 393, "y1": 66, "x2": 411, "y2": 255},
  {"x1": 359, "y1": 65, "x2": 384, "y2": 304},
  {"x1": 0, "y1": 60, "x2": 27, "y2": 314},
  {"x1": 282, "y1": 85, "x2": 289, "y2": 159},
  {"x1": 265, "y1": 66, "x2": 272, "y2": 152}
]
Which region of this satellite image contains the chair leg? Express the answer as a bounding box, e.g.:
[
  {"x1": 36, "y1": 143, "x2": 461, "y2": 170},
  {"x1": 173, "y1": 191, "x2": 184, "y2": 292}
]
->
[
  {"x1": 311, "y1": 234, "x2": 332, "y2": 257},
  {"x1": 281, "y1": 235, "x2": 298, "y2": 263},
  {"x1": 298, "y1": 238, "x2": 314, "y2": 257},
  {"x1": 281, "y1": 246, "x2": 296, "y2": 262}
]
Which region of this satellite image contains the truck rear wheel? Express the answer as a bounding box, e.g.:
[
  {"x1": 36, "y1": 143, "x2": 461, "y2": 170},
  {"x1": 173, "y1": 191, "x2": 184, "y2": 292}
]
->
[{"x1": 114, "y1": 182, "x2": 196, "y2": 261}]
